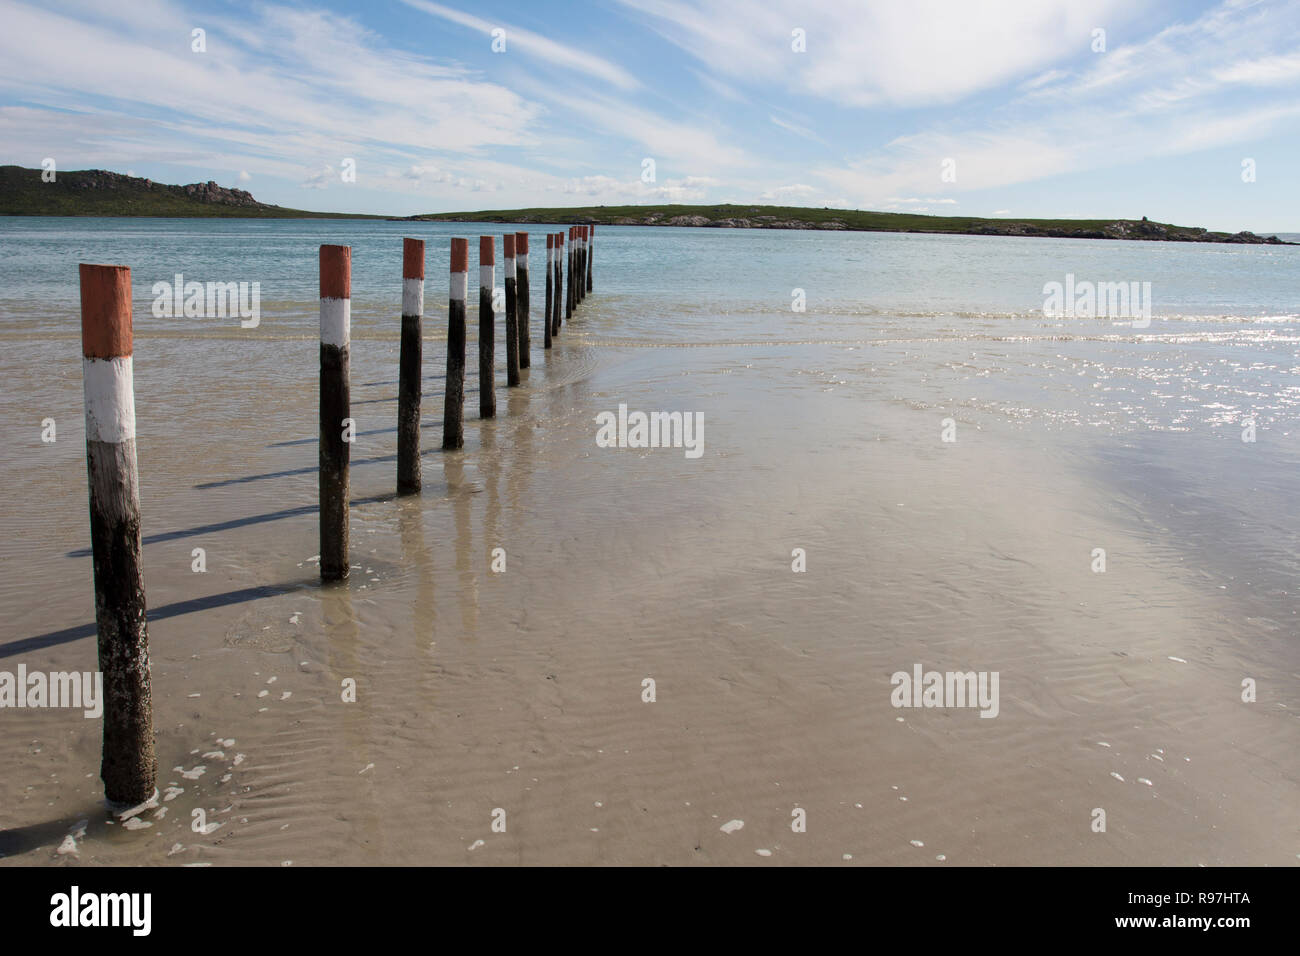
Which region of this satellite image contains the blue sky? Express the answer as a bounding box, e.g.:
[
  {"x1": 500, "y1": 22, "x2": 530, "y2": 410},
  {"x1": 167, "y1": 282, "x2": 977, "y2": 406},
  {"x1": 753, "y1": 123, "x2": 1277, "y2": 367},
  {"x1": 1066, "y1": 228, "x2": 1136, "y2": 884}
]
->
[{"x1": 2, "y1": 0, "x2": 1298, "y2": 230}]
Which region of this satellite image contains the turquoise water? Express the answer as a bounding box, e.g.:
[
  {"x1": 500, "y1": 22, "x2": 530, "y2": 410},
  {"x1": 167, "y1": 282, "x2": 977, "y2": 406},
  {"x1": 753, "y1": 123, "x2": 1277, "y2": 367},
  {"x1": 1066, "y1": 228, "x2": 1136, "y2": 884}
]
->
[
  {"x1": 3, "y1": 215, "x2": 1296, "y2": 432},
  {"x1": 2, "y1": 216, "x2": 1297, "y2": 326}
]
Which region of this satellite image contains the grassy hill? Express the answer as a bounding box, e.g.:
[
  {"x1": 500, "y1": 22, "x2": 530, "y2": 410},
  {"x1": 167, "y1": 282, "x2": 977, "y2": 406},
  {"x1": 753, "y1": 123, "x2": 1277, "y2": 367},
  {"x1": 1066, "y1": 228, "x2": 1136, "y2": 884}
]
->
[
  {"x1": 2, "y1": 166, "x2": 1288, "y2": 242},
  {"x1": 404, "y1": 203, "x2": 1290, "y2": 244},
  {"x1": 0, "y1": 166, "x2": 378, "y2": 218}
]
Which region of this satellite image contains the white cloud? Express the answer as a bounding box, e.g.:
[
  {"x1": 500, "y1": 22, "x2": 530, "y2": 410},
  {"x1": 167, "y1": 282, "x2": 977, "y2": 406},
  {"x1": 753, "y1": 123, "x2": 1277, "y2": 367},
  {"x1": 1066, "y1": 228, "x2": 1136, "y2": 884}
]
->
[
  {"x1": 551, "y1": 174, "x2": 714, "y2": 202},
  {"x1": 769, "y1": 114, "x2": 825, "y2": 144},
  {"x1": 301, "y1": 165, "x2": 335, "y2": 189},
  {"x1": 809, "y1": 0, "x2": 1300, "y2": 204},
  {"x1": 401, "y1": 0, "x2": 640, "y2": 91},
  {"x1": 618, "y1": 0, "x2": 1140, "y2": 107},
  {"x1": 1212, "y1": 52, "x2": 1300, "y2": 86},
  {"x1": 546, "y1": 89, "x2": 752, "y2": 173},
  {"x1": 0, "y1": 0, "x2": 542, "y2": 179},
  {"x1": 759, "y1": 183, "x2": 816, "y2": 200}
]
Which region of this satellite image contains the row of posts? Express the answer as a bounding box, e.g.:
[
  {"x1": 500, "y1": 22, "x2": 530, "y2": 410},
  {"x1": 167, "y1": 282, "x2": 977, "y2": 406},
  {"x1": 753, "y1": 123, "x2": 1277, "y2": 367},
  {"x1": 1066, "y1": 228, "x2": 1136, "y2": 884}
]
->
[{"x1": 75, "y1": 223, "x2": 596, "y2": 804}]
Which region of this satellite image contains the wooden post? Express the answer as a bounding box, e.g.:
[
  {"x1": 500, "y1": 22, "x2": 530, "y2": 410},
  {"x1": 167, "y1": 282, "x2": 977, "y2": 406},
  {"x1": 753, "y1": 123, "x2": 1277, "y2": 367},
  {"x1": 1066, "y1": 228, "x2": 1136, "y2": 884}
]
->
[
  {"x1": 504, "y1": 234, "x2": 520, "y2": 387},
  {"x1": 566, "y1": 227, "x2": 575, "y2": 319},
  {"x1": 442, "y1": 238, "x2": 468, "y2": 449},
  {"x1": 516, "y1": 232, "x2": 530, "y2": 368},
  {"x1": 577, "y1": 226, "x2": 586, "y2": 304},
  {"x1": 319, "y1": 245, "x2": 351, "y2": 582},
  {"x1": 575, "y1": 226, "x2": 583, "y2": 307},
  {"x1": 397, "y1": 237, "x2": 424, "y2": 494},
  {"x1": 478, "y1": 236, "x2": 496, "y2": 418},
  {"x1": 553, "y1": 231, "x2": 564, "y2": 335},
  {"x1": 544, "y1": 233, "x2": 553, "y2": 350},
  {"x1": 78, "y1": 263, "x2": 157, "y2": 806},
  {"x1": 587, "y1": 223, "x2": 594, "y2": 292}
]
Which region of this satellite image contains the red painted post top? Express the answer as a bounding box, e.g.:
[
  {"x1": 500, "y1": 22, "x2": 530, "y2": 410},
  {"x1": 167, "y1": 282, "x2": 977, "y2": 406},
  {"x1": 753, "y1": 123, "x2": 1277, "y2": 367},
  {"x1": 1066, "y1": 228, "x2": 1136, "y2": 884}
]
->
[
  {"x1": 79, "y1": 263, "x2": 132, "y2": 359},
  {"x1": 320, "y1": 245, "x2": 351, "y2": 299}
]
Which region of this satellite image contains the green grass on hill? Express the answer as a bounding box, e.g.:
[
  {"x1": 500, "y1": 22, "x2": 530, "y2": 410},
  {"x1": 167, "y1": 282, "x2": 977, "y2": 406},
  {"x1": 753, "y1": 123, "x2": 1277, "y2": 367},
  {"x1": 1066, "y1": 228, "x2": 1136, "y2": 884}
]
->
[
  {"x1": 0, "y1": 166, "x2": 378, "y2": 218},
  {"x1": 407, "y1": 202, "x2": 1286, "y2": 243}
]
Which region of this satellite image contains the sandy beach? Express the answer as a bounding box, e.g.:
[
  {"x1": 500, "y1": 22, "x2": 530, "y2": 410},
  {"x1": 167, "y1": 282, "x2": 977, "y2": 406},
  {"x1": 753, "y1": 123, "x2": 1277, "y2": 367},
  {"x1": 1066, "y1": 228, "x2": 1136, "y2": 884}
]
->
[{"x1": 1, "y1": 222, "x2": 1296, "y2": 865}]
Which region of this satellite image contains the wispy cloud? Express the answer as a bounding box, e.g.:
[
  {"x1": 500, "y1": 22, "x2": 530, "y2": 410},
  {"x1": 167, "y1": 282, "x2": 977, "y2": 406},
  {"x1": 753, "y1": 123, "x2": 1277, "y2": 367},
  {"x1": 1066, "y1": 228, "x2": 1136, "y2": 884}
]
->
[
  {"x1": 618, "y1": 0, "x2": 1140, "y2": 107},
  {"x1": 0, "y1": 0, "x2": 540, "y2": 178},
  {"x1": 808, "y1": 0, "x2": 1300, "y2": 204},
  {"x1": 401, "y1": 0, "x2": 640, "y2": 91},
  {"x1": 769, "y1": 114, "x2": 826, "y2": 145}
]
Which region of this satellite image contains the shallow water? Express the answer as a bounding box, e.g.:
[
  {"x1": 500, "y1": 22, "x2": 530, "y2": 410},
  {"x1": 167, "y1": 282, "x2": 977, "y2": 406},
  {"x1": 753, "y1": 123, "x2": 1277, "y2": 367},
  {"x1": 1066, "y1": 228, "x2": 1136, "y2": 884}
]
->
[{"x1": 0, "y1": 218, "x2": 1296, "y2": 865}]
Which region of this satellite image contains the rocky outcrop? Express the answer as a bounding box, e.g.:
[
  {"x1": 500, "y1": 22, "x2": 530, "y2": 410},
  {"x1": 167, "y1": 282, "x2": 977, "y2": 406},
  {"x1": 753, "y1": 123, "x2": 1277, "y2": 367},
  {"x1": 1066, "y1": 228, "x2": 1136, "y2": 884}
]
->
[
  {"x1": 177, "y1": 179, "x2": 260, "y2": 207},
  {"x1": 62, "y1": 169, "x2": 263, "y2": 208}
]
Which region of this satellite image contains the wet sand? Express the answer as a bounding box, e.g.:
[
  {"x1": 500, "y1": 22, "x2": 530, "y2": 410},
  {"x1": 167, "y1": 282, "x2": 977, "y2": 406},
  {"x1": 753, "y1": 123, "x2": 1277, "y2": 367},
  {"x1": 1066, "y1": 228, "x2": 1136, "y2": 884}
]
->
[{"x1": 1, "y1": 296, "x2": 1296, "y2": 865}]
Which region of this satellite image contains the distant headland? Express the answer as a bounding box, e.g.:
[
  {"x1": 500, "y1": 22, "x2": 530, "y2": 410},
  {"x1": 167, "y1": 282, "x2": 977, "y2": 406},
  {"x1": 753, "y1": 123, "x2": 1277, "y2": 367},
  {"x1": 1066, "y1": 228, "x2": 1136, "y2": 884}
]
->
[
  {"x1": 401, "y1": 204, "x2": 1292, "y2": 244},
  {"x1": 0, "y1": 166, "x2": 373, "y2": 219}
]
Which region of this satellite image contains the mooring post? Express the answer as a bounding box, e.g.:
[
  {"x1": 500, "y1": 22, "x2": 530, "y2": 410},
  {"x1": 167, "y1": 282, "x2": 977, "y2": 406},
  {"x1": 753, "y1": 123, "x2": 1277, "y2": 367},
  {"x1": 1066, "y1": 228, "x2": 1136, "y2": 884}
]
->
[
  {"x1": 504, "y1": 234, "x2": 520, "y2": 387},
  {"x1": 578, "y1": 226, "x2": 587, "y2": 304},
  {"x1": 516, "y1": 232, "x2": 530, "y2": 368},
  {"x1": 79, "y1": 263, "x2": 157, "y2": 806},
  {"x1": 566, "y1": 227, "x2": 575, "y2": 319},
  {"x1": 319, "y1": 244, "x2": 351, "y2": 582},
  {"x1": 554, "y1": 231, "x2": 564, "y2": 335},
  {"x1": 587, "y1": 223, "x2": 594, "y2": 293},
  {"x1": 443, "y1": 237, "x2": 468, "y2": 449},
  {"x1": 479, "y1": 236, "x2": 496, "y2": 418},
  {"x1": 575, "y1": 226, "x2": 583, "y2": 306},
  {"x1": 544, "y1": 233, "x2": 554, "y2": 350},
  {"x1": 397, "y1": 237, "x2": 424, "y2": 494}
]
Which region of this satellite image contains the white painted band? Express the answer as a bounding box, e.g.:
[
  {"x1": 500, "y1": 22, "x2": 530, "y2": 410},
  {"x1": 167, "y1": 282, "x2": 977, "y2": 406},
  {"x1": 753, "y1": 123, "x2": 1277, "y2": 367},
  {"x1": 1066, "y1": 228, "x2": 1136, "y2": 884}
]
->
[
  {"x1": 320, "y1": 296, "x2": 350, "y2": 348},
  {"x1": 402, "y1": 277, "x2": 424, "y2": 317},
  {"x1": 450, "y1": 272, "x2": 468, "y2": 301},
  {"x1": 505, "y1": 257, "x2": 516, "y2": 279},
  {"x1": 480, "y1": 265, "x2": 494, "y2": 289},
  {"x1": 82, "y1": 356, "x2": 136, "y2": 444}
]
